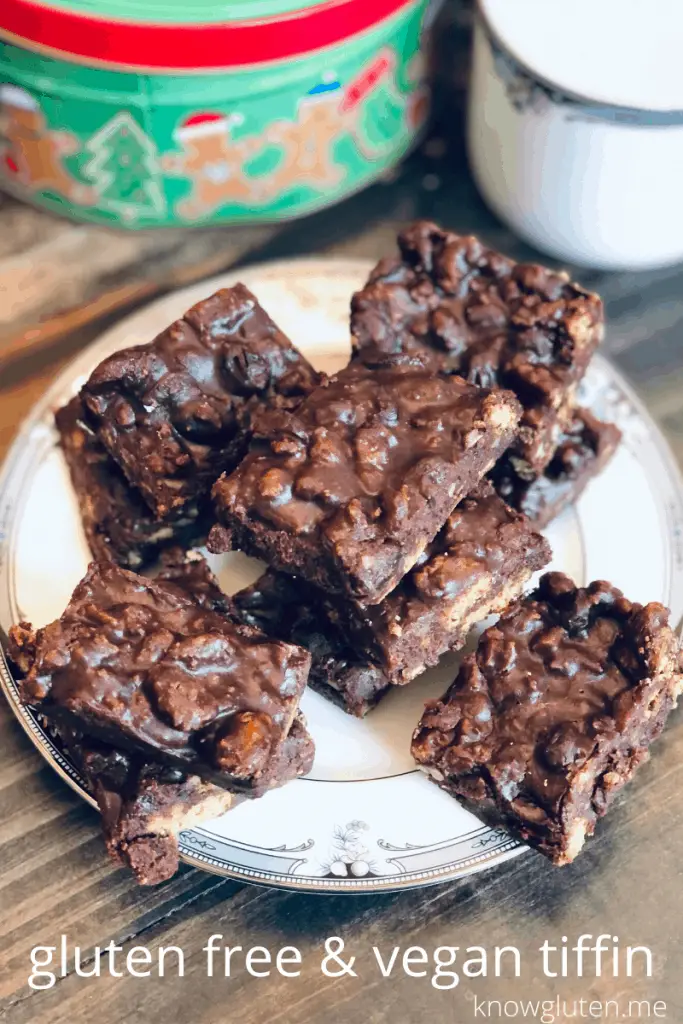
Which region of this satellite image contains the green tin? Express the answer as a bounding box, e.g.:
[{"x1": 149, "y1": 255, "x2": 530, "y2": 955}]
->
[{"x1": 0, "y1": 0, "x2": 435, "y2": 228}]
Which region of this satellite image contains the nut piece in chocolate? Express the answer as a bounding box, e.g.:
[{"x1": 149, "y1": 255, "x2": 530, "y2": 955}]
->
[
  {"x1": 412, "y1": 572, "x2": 683, "y2": 865},
  {"x1": 81, "y1": 283, "x2": 321, "y2": 519},
  {"x1": 351, "y1": 221, "x2": 604, "y2": 475},
  {"x1": 211, "y1": 349, "x2": 521, "y2": 607},
  {"x1": 9, "y1": 558, "x2": 312, "y2": 793}
]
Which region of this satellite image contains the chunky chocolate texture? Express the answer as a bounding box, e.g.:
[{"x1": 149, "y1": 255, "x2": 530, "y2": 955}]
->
[
  {"x1": 341, "y1": 480, "x2": 551, "y2": 682},
  {"x1": 81, "y1": 284, "x2": 321, "y2": 519},
  {"x1": 61, "y1": 715, "x2": 314, "y2": 886},
  {"x1": 211, "y1": 349, "x2": 521, "y2": 607},
  {"x1": 56, "y1": 397, "x2": 209, "y2": 570},
  {"x1": 233, "y1": 483, "x2": 549, "y2": 702},
  {"x1": 11, "y1": 557, "x2": 312, "y2": 792},
  {"x1": 66, "y1": 732, "x2": 234, "y2": 886},
  {"x1": 233, "y1": 571, "x2": 392, "y2": 718},
  {"x1": 351, "y1": 221, "x2": 604, "y2": 474},
  {"x1": 490, "y1": 409, "x2": 621, "y2": 529},
  {"x1": 412, "y1": 572, "x2": 683, "y2": 865},
  {"x1": 153, "y1": 552, "x2": 234, "y2": 615}
]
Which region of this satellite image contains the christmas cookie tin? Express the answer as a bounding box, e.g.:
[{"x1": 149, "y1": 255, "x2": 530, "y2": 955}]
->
[{"x1": 0, "y1": 0, "x2": 433, "y2": 228}]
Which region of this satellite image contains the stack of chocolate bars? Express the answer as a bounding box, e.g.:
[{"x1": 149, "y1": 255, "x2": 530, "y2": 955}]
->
[
  {"x1": 10, "y1": 221, "x2": 682, "y2": 884},
  {"x1": 12, "y1": 283, "x2": 323, "y2": 885},
  {"x1": 350, "y1": 221, "x2": 621, "y2": 528},
  {"x1": 56, "y1": 282, "x2": 322, "y2": 570},
  {"x1": 9, "y1": 555, "x2": 315, "y2": 885}
]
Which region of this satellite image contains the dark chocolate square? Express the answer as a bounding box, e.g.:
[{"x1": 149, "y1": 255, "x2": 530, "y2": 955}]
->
[
  {"x1": 412, "y1": 572, "x2": 683, "y2": 864},
  {"x1": 10, "y1": 556, "x2": 312, "y2": 793},
  {"x1": 351, "y1": 222, "x2": 603, "y2": 475},
  {"x1": 81, "y1": 284, "x2": 321, "y2": 519},
  {"x1": 211, "y1": 349, "x2": 521, "y2": 607},
  {"x1": 339, "y1": 480, "x2": 551, "y2": 683}
]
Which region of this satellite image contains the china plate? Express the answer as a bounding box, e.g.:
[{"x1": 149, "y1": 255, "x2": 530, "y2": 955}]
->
[{"x1": 2, "y1": 258, "x2": 683, "y2": 893}]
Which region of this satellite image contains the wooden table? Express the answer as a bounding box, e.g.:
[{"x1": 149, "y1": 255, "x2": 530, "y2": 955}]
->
[{"x1": 3, "y1": 8, "x2": 683, "y2": 1022}]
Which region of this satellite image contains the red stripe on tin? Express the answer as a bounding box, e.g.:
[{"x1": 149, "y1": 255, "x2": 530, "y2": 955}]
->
[{"x1": 0, "y1": 0, "x2": 416, "y2": 71}]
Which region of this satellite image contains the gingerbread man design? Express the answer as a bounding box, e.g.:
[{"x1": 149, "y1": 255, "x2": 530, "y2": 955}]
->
[
  {"x1": 264, "y1": 82, "x2": 347, "y2": 198},
  {"x1": 162, "y1": 112, "x2": 270, "y2": 220},
  {"x1": 0, "y1": 84, "x2": 94, "y2": 204}
]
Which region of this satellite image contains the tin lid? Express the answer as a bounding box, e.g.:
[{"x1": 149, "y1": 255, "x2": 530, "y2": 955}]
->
[
  {"x1": 1, "y1": 0, "x2": 414, "y2": 71},
  {"x1": 479, "y1": 0, "x2": 683, "y2": 114}
]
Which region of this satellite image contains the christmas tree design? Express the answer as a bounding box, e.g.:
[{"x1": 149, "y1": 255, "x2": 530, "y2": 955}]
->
[{"x1": 83, "y1": 112, "x2": 165, "y2": 221}]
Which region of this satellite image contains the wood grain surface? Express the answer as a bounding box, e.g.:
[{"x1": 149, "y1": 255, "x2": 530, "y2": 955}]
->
[{"x1": 2, "y1": 6, "x2": 683, "y2": 1022}]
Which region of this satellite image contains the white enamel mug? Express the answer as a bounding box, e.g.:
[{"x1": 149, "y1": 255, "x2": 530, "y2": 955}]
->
[{"x1": 467, "y1": 0, "x2": 683, "y2": 270}]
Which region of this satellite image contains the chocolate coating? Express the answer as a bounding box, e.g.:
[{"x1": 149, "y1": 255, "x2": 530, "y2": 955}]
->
[
  {"x1": 412, "y1": 572, "x2": 683, "y2": 864},
  {"x1": 233, "y1": 482, "x2": 549, "y2": 700},
  {"x1": 56, "y1": 397, "x2": 209, "y2": 570},
  {"x1": 212, "y1": 349, "x2": 521, "y2": 607},
  {"x1": 337, "y1": 479, "x2": 551, "y2": 682},
  {"x1": 11, "y1": 557, "x2": 312, "y2": 792},
  {"x1": 60, "y1": 714, "x2": 314, "y2": 885},
  {"x1": 490, "y1": 408, "x2": 622, "y2": 528},
  {"x1": 81, "y1": 284, "x2": 321, "y2": 518},
  {"x1": 351, "y1": 221, "x2": 603, "y2": 474},
  {"x1": 233, "y1": 572, "x2": 392, "y2": 717}
]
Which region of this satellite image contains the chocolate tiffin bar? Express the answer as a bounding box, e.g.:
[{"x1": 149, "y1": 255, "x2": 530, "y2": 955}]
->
[
  {"x1": 10, "y1": 556, "x2": 314, "y2": 795},
  {"x1": 412, "y1": 573, "x2": 683, "y2": 865}
]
